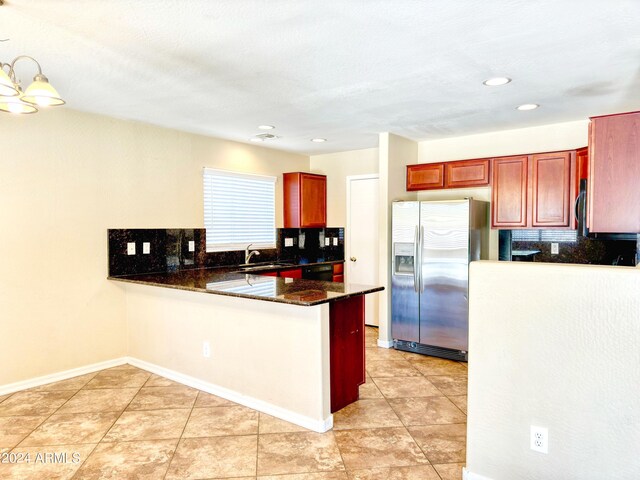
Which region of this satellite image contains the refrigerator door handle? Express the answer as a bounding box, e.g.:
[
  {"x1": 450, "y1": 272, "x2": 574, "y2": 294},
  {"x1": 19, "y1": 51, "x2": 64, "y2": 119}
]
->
[
  {"x1": 413, "y1": 225, "x2": 419, "y2": 292},
  {"x1": 419, "y1": 225, "x2": 425, "y2": 293}
]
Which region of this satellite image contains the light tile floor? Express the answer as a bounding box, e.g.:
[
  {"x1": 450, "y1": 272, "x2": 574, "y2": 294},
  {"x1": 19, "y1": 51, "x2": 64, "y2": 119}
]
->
[{"x1": 0, "y1": 326, "x2": 466, "y2": 479}]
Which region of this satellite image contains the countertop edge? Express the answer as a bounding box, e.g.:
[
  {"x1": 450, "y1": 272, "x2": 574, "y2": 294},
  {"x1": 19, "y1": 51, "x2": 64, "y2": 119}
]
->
[{"x1": 108, "y1": 275, "x2": 384, "y2": 307}]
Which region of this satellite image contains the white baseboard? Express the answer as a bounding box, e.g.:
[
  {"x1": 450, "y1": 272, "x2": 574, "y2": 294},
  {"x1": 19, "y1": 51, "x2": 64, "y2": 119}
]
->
[
  {"x1": 126, "y1": 356, "x2": 333, "y2": 433},
  {"x1": 377, "y1": 339, "x2": 394, "y2": 348},
  {"x1": 463, "y1": 468, "x2": 494, "y2": 480},
  {"x1": 0, "y1": 357, "x2": 128, "y2": 396}
]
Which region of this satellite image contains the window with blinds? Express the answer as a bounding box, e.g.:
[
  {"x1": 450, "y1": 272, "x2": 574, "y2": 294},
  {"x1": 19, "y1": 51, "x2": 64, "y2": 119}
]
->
[{"x1": 203, "y1": 168, "x2": 276, "y2": 252}]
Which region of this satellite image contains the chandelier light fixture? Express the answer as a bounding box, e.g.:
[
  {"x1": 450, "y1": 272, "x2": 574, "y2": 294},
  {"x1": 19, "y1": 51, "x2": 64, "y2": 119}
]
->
[{"x1": 0, "y1": 55, "x2": 65, "y2": 114}]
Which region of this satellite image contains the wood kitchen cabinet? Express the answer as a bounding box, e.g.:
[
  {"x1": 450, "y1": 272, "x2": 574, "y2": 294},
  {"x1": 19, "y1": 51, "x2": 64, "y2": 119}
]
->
[
  {"x1": 588, "y1": 111, "x2": 640, "y2": 233},
  {"x1": 492, "y1": 151, "x2": 574, "y2": 229},
  {"x1": 531, "y1": 152, "x2": 572, "y2": 227},
  {"x1": 406, "y1": 158, "x2": 490, "y2": 191},
  {"x1": 444, "y1": 158, "x2": 491, "y2": 188},
  {"x1": 283, "y1": 172, "x2": 327, "y2": 228},
  {"x1": 279, "y1": 267, "x2": 302, "y2": 279},
  {"x1": 406, "y1": 163, "x2": 445, "y2": 190},
  {"x1": 330, "y1": 295, "x2": 365, "y2": 412},
  {"x1": 491, "y1": 156, "x2": 529, "y2": 228},
  {"x1": 332, "y1": 262, "x2": 344, "y2": 283}
]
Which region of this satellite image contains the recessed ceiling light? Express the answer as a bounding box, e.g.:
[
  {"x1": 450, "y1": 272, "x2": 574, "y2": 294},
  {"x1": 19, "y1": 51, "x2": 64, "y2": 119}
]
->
[
  {"x1": 258, "y1": 125, "x2": 275, "y2": 130},
  {"x1": 311, "y1": 138, "x2": 327, "y2": 143},
  {"x1": 483, "y1": 77, "x2": 511, "y2": 86},
  {"x1": 516, "y1": 103, "x2": 540, "y2": 111}
]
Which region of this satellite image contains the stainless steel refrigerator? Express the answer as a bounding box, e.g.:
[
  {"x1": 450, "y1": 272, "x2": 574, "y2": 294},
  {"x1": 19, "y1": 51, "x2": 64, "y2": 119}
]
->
[{"x1": 391, "y1": 199, "x2": 487, "y2": 361}]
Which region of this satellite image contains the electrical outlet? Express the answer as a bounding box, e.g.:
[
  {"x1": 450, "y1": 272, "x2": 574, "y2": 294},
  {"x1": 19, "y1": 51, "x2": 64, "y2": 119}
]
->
[
  {"x1": 333, "y1": 237, "x2": 338, "y2": 246},
  {"x1": 202, "y1": 341, "x2": 211, "y2": 358},
  {"x1": 325, "y1": 237, "x2": 330, "y2": 246},
  {"x1": 127, "y1": 242, "x2": 136, "y2": 255},
  {"x1": 285, "y1": 238, "x2": 294, "y2": 247},
  {"x1": 188, "y1": 241, "x2": 195, "y2": 252},
  {"x1": 142, "y1": 242, "x2": 151, "y2": 254},
  {"x1": 551, "y1": 243, "x2": 559, "y2": 255},
  {"x1": 530, "y1": 426, "x2": 548, "y2": 453}
]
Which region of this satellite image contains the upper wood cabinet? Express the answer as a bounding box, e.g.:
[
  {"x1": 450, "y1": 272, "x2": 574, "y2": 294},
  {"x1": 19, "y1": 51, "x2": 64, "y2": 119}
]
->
[
  {"x1": 283, "y1": 172, "x2": 327, "y2": 228},
  {"x1": 445, "y1": 158, "x2": 491, "y2": 188},
  {"x1": 588, "y1": 111, "x2": 640, "y2": 233},
  {"x1": 531, "y1": 152, "x2": 572, "y2": 227},
  {"x1": 491, "y1": 156, "x2": 529, "y2": 228},
  {"x1": 406, "y1": 163, "x2": 444, "y2": 190},
  {"x1": 491, "y1": 151, "x2": 575, "y2": 229},
  {"x1": 406, "y1": 158, "x2": 490, "y2": 191}
]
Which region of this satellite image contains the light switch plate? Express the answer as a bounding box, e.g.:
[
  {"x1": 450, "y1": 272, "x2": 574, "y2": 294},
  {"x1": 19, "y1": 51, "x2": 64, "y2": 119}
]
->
[
  {"x1": 127, "y1": 242, "x2": 136, "y2": 255},
  {"x1": 285, "y1": 238, "x2": 294, "y2": 247},
  {"x1": 325, "y1": 238, "x2": 330, "y2": 246},
  {"x1": 142, "y1": 242, "x2": 151, "y2": 254},
  {"x1": 551, "y1": 243, "x2": 559, "y2": 255},
  {"x1": 188, "y1": 241, "x2": 195, "y2": 252},
  {"x1": 333, "y1": 238, "x2": 338, "y2": 246}
]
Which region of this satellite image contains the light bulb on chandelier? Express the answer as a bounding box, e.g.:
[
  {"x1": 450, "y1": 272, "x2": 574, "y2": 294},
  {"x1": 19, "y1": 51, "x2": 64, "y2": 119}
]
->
[{"x1": 0, "y1": 55, "x2": 65, "y2": 114}]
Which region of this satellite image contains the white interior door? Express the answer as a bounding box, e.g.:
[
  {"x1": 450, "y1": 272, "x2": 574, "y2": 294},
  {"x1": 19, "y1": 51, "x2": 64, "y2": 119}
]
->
[{"x1": 347, "y1": 175, "x2": 380, "y2": 326}]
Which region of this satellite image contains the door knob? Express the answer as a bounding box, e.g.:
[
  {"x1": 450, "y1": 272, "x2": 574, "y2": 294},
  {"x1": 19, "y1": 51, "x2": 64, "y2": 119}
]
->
[{"x1": 350, "y1": 257, "x2": 357, "y2": 262}]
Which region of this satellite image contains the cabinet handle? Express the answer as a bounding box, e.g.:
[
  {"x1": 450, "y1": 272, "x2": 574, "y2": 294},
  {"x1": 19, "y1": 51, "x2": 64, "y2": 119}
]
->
[{"x1": 350, "y1": 257, "x2": 357, "y2": 262}]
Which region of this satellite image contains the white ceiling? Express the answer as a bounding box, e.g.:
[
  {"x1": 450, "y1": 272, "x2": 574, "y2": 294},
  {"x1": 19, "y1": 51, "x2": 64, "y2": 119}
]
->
[{"x1": 2, "y1": 0, "x2": 639, "y2": 154}]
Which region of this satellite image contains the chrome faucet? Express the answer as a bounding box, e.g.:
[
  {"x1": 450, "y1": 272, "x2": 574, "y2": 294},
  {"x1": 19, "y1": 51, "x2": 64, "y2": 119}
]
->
[{"x1": 244, "y1": 243, "x2": 261, "y2": 264}]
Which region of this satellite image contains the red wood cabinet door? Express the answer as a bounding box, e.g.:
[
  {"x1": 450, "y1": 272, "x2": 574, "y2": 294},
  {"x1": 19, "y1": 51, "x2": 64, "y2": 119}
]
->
[
  {"x1": 283, "y1": 172, "x2": 327, "y2": 228},
  {"x1": 279, "y1": 268, "x2": 302, "y2": 279},
  {"x1": 406, "y1": 163, "x2": 445, "y2": 191},
  {"x1": 531, "y1": 152, "x2": 572, "y2": 228},
  {"x1": 299, "y1": 173, "x2": 327, "y2": 228},
  {"x1": 329, "y1": 295, "x2": 365, "y2": 413},
  {"x1": 588, "y1": 111, "x2": 640, "y2": 233},
  {"x1": 491, "y1": 156, "x2": 529, "y2": 228},
  {"x1": 445, "y1": 158, "x2": 491, "y2": 188}
]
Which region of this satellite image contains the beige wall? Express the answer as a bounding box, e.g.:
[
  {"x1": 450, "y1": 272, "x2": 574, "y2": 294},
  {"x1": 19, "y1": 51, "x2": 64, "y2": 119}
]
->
[
  {"x1": 468, "y1": 261, "x2": 640, "y2": 480},
  {"x1": 0, "y1": 108, "x2": 308, "y2": 386},
  {"x1": 418, "y1": 120, "x2": 588, "y2": 162},
  {"x1": 124, "y1": 283, "x2": 331, "y2": 430},
  {"x1": 378, "y1": 133, "x2": 418, "y2": 342},
  {"x1": 310, "y1": 147, "x2": 379, "y2": 227}
]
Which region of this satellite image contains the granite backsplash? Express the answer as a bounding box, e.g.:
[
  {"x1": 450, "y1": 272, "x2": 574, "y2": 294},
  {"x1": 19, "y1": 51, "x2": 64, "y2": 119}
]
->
[
  {"x1": 499, "y1": 230, "x2": 639, "y2": 266},
  {"x1": 108, "y1": 227, "x2": 344, "y2": 277}
]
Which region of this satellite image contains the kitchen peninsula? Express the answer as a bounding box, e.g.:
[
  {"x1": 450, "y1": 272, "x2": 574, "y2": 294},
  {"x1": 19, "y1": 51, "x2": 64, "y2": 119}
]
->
[{"x1": 109, "y1": 261, "x2": 382, "y2": 433}]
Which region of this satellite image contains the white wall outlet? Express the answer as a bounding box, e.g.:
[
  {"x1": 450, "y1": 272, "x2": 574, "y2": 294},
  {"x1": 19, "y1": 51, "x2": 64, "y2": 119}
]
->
[
  {"x1": 188, "y1": 240, "x2": 195, "y2": 252},
  {"x1": 551, "y1": 243, "x2": 559, "y2": 255},
  {"x1": 285, "y1": 238, "x2": 294, "y2": 247},
  {"x1": 325, "y1": 237, "x2": 330, "y2": 246},
  {"x1": 284, "y1": 277, "x2": 294, "y2": 284},
  {"x1": 333, "y1": 237, "x2": 338, "y2": 246},
  {"x1": 530, "y1": 425, "x2": 548, "y2": 453},
  {"x1": 142, "y1": 242, "x2": 151, "y2": 254},
  {"x1": 202, "y1": 341, "x2": 211, "y2": 358},
  {"x1": 127, "y1": 242, "x2": 136, "y2": 255}
]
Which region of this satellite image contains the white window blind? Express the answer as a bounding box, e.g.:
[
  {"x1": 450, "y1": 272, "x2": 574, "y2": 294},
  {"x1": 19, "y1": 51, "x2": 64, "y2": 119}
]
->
[{"x1": 203, "y1": 168, "x2": 276, "y2": 252}]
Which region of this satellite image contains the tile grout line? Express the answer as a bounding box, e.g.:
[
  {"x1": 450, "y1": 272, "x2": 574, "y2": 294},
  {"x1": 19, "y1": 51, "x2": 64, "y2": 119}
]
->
[
  {"x1": 5, "y1": 373, "x2": 97, "y2": 452},
  {"x1": 161, "y1": 389, "x2": 201, "y2": 480},
  {"x1": 70, "y1": 365, "x2": 150, "y2": 479}
]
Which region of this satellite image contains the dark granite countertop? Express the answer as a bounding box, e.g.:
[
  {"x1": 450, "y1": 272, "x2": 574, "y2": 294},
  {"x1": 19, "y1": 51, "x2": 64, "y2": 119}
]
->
[{"x1": 108, "y1": 267, "x2": 382, "y2": 306}]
